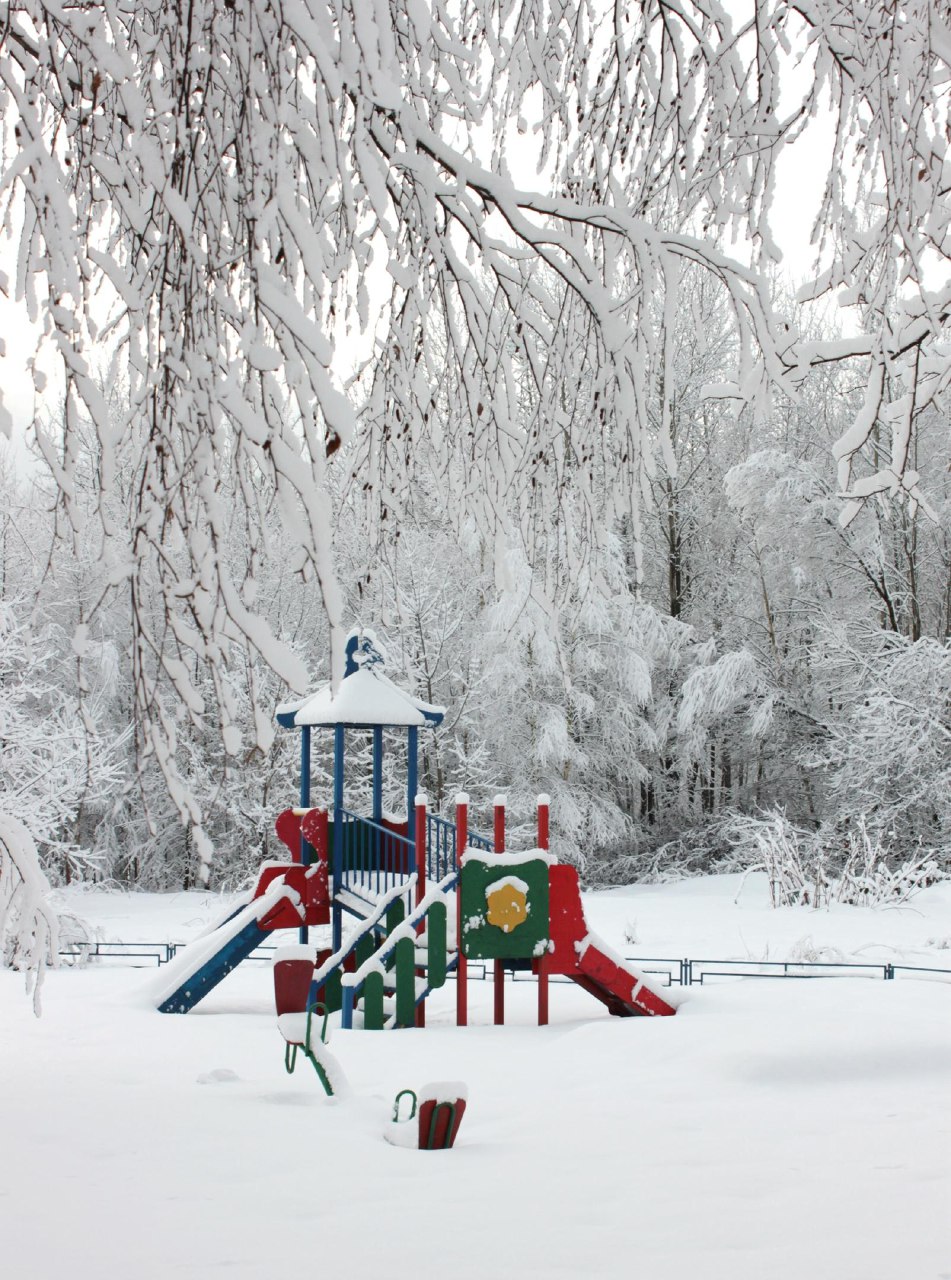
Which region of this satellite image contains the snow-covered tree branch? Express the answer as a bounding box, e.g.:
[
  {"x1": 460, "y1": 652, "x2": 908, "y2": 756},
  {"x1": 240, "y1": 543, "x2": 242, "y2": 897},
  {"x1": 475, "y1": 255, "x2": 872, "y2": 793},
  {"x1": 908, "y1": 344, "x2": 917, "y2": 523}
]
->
[
  {"x1": 3, "y1": 0, "x2": 947, "y2": 615},
  {"x1": 1, "y1": 1, "x2": 948, "y2": 884}
]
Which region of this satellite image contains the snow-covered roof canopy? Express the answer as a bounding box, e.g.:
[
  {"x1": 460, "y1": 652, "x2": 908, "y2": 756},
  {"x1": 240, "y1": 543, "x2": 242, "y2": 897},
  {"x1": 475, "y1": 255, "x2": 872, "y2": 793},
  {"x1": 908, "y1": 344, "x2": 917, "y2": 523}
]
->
[{"x1": 275, "y1": 628, "x2": 445, "y2": 730}]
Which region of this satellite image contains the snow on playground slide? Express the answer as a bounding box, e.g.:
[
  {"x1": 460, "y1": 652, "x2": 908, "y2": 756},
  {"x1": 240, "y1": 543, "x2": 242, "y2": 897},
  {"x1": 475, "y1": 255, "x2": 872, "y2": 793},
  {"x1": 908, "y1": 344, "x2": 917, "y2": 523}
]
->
[
  {"x1": 150, "y1": 880, "x2": 302, "y2": 1014},
  {"x1": 574, "y1": 932, "x2": 681, "y2": 1016}
]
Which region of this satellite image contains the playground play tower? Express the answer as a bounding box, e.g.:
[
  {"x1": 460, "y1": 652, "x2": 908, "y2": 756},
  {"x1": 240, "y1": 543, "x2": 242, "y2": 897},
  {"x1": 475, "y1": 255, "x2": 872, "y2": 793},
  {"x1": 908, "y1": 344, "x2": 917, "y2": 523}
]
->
[
  {"x1": 275, "y1": 628, "x2": 448, "y2": 954},
  {"x1": 155, "y1": 627, "x2": 677, "y2": 1025}
]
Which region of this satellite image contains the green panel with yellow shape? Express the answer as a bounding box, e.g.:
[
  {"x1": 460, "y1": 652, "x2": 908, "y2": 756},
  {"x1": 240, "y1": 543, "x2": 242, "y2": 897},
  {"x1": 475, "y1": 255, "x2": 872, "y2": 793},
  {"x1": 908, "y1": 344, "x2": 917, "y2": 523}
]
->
[{"x1": 460, "y1": 855, "x2": 549, "y2": 960}]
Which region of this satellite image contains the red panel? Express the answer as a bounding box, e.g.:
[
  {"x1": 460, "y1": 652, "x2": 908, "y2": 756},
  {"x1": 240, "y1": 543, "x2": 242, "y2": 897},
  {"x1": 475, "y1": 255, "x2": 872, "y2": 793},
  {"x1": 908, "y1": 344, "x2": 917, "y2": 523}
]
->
[
  {"x1": 310, "y1": 947, "x2": 333, "y2": 1008},
  {"x1": 578, "y1": 943, "x2": 678, "y2": 1017},
  {"x1": 275, "y1": 809, "x2": 303, "y2": 862},
  {"x1": 273, "y1": 958, "x2": 314, "y2": 1016},
  {"x1": 254, "y1": 862, "x2": 296, "y2": 897},
  {"x1": 258, "y1": 894, "x2": 304, "y2": 932},
  {"x1": 570, "y1": 972, "x2": 637, "y2": 1017},
  {"x1": 545, "y1": 865, "x2": 587, "y2": 974},
  {"x1": 418, "y1": 1098, "x2": 467, "y2": 1150},
  {"x1": 579, "y1": 945, "x2": 642, "y2": 1008},
  {"x1": 299, "y1": 808, "x2": 328, "y2": 859},
  {"x1": 302, "y1": 862, "x2": 330, "y2": 925}
]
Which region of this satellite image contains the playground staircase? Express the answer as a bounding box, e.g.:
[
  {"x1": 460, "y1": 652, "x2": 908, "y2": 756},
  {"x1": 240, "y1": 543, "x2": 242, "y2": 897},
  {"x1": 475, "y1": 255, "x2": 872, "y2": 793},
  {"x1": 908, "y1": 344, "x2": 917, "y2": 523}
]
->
[
  {"x1": 335, "y1": 882, "x2": 387, "y2": 923},
  {"x1": 340, "y1": 874, "x2": 458, "y2": 1030},
  {"x1": 274, "y1": 873, "x2": 458, "y2": 1032}
]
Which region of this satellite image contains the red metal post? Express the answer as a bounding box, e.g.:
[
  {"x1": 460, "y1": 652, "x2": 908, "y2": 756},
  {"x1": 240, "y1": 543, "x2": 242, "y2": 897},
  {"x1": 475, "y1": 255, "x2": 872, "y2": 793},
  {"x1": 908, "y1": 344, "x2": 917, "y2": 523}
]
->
[
  {"x1": 537, "y1": 793, "x2": 549, "y2": 852},
  {"x1": 493, "y1": 794, "x2": 506, "y2": 1026},
  {"x1": 537, "y1": 793, "x2": 550, "y2": 1026},
  {"x1": 537, "y1": 960, "x2": 549, "y2": 1026},
  {"x1": 455, "y1": 793, "x2": 469, "y2": 1027},
  {"x1": 415, "y1": 793, "x2": 428, "y2": 1028}
]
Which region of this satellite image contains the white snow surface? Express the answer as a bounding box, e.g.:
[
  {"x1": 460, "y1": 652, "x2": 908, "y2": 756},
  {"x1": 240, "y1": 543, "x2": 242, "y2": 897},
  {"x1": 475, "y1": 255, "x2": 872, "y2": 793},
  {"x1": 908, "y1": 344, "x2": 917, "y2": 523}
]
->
[
  {"x1": 272, "y1": 943, "x2": 319, "y2": 965},
  {"x1": 3, "y1": 872, "x2": 949, "y2": 1280}
]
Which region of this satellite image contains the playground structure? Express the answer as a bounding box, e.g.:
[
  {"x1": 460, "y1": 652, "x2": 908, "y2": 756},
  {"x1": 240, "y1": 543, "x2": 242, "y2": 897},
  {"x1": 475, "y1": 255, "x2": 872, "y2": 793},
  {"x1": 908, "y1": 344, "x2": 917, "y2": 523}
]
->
[{"x1": 155, "y1": 629, "x2": 678, "y2": 1028}]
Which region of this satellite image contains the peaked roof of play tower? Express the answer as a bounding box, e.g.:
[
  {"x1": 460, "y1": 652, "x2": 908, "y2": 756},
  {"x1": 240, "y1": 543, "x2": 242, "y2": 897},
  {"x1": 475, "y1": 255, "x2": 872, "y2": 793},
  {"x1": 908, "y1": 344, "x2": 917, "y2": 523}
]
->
[{"x1": 275, "y1": 627, "x2": 445, "y2": 730}]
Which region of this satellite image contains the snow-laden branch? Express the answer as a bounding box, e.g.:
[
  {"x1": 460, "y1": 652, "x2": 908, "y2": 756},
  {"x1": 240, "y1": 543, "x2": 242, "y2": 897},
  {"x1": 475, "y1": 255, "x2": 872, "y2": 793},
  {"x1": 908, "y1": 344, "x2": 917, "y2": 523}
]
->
[{"x1": 0, "y1": 1, "x2": 947, "y2": 864}]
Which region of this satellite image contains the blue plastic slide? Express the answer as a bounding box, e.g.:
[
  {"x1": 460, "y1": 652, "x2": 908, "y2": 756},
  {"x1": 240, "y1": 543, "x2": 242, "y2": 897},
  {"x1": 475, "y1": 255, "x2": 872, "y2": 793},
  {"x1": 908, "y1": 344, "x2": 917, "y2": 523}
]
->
[{"x1": 155, "y1": 881, "x2": 302, "y2": 1014}]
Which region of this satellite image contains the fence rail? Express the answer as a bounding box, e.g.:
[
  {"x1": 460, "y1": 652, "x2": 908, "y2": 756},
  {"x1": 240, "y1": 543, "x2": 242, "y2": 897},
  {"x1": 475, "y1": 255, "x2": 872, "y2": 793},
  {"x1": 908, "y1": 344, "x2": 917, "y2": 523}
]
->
[{"x1": 57, "y1": 939, "x2": 951, "y2": 985}]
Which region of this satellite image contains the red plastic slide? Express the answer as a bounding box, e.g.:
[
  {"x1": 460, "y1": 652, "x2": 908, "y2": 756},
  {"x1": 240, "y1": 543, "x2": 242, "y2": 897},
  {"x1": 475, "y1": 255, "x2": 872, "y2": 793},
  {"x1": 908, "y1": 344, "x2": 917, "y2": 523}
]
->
[{"x1": 540, "y1": 865, "x2": 678, "y2": 1017}]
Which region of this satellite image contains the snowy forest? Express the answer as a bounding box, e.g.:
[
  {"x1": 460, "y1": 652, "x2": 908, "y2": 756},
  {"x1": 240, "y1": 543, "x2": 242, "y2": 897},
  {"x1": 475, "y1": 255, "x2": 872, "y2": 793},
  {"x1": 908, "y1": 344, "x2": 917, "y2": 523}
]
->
[{"x1": 1, "y1": 2, "x2": 949, "y2": 927}]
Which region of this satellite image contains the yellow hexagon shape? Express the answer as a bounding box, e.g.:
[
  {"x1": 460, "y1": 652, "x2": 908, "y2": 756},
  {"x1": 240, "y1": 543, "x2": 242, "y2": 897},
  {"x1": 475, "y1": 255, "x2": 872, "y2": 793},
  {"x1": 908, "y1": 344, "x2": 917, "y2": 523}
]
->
[{"x1": 486, "y1": 878, "x2": 529, "y2": 934}]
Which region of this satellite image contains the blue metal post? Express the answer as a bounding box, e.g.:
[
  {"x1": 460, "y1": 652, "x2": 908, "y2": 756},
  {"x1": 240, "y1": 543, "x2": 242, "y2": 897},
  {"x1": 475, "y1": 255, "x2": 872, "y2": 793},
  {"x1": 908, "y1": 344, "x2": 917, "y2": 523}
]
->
[
  {"x1": 300, "y1": 725, "x2": 312, "y2": 859},
  {"x1": 332, "y1": 724, "x2": 345, "y2": 951},
  {"x1": 407, "y1": 725, "x2": 418, "y2": 874},
  {"x1": 341, "y1": 984, "x2": 355, "y2": 1030},
  {"x1": 299, "y1": 725, "x2": 311, "y2": 944},
  {"x1": 372, "y1": 726, "x2": 383, "y2": 822},
  {"x1": 372, "y1": 724, "x2": 383, "y2": 885}
]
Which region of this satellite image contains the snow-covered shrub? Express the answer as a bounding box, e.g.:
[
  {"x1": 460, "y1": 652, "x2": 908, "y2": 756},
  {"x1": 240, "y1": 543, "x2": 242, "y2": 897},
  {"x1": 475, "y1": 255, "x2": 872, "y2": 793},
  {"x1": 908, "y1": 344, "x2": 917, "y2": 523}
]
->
[
  {"x1": 709, "y1": 811, "x2": 823, "y2": 906},
  {"x1": 826, "y1": 818, "x2": 941, "y2": 907},
  {"x1": 732, "y1": 811, "x2": 945, "y2": 909},
  {"x1": 0, "y1": 812, "x2": 61, "y2": 1013},
  {"x1": 602, "y1": 806, "x2": 947, "y2": 908}
]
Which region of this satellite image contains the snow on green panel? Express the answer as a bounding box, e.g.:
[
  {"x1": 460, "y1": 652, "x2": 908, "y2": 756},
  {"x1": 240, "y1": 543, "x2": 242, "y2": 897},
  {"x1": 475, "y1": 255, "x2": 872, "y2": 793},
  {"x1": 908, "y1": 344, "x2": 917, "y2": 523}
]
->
[{"x1": 460, "y1": 858, "x2": 549, "y2": 960}]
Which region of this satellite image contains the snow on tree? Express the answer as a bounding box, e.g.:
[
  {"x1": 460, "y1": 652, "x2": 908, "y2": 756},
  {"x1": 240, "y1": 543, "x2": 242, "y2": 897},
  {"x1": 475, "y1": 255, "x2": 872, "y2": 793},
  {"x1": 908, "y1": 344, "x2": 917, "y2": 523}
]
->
[
  {"x1": 0, "y1": 1, "x2": 948, "y2": 885},
  {"x1": 804, "y1": 624, "x2": 951, "y2": 858},
  {"x1": 2, "y1": 2, "x2": 947, "y2": 612}
]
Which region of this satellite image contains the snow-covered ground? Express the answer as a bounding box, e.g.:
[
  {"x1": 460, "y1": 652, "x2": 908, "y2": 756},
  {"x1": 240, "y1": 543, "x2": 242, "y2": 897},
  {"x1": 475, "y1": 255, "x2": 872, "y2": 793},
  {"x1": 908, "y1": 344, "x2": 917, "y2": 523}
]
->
[{"x1": 3, "y1": 873, "x2": 950, "y2": 1280}]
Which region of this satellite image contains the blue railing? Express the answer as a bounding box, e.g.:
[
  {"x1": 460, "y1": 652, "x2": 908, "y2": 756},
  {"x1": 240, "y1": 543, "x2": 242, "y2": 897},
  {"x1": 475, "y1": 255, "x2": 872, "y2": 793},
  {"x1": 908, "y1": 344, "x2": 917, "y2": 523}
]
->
[
  {"x1": 338, "y1": 809, "x2": 414, "y2": 897},
  {"x1": 427, "y1": 812, "x2": 492, "y2": 881},
  {"x1": 426, "y1": 814, "x2": 456, "y2": 881},
  {"x1": 339, "y1": 809, "x2": 494, "y2": 895}
]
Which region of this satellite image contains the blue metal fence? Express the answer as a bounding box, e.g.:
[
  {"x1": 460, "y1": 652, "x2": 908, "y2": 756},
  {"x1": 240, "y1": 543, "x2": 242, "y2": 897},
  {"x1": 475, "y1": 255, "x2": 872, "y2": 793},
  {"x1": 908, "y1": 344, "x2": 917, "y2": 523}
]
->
[
  {"x1": 58, "y1": 939, "x2": 951, "y2": 985},
  {"x1": 58, "y1": 940, "x2": 174, "y2": 967}
]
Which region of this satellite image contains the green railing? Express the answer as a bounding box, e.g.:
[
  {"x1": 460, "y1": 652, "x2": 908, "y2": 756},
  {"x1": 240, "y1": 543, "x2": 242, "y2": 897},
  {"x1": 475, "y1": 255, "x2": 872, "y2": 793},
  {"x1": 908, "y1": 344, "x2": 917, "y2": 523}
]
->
[{"x1": 339, "y1": 873, "x2": 457, "y2": 1029}]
